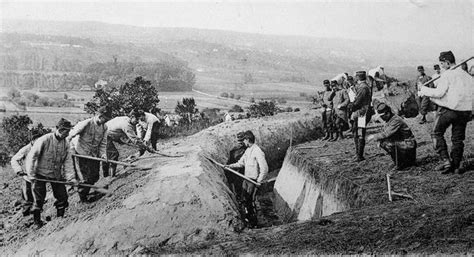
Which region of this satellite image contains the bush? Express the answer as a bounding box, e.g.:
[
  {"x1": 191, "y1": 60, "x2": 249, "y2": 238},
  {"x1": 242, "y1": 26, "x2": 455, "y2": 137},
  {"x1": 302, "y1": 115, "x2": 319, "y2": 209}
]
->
[
  {"x1": 285, "y1": 107, "x2": 293, "y2": 112},
  {"x1": 229, "y1": 105, "x2": 244, "y2": 112},
  {"x1": 277, "y1": 98, "x2": 287, "y2": 104},
  {"x1": 294, "y1": 108, "x2": 300, "y2": 112},
  {"x1": 220, "y1": 92, "x2": 229, "y2": 98},
  {"x1": 235, "y1": 95, "x2": 242, "y2": 100},
  {"x1": 300, "y1": 92, "x2": 307, "y2": 97},
  {"x1": 249, "y1": 97, "x2": 255, "y2": 103},
  {"x1": 85, "y1": 76, "x2": 160, "y2": 117},
  {"x1": 248, "y1": 101, "x2": 277, "y2": 117},
  {"x1": 229, "y1": 93, "x2": 235, "y2": 99}
]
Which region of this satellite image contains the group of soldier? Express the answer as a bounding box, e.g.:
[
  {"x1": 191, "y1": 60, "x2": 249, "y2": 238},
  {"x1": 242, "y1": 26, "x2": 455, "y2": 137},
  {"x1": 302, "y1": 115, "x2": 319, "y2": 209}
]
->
[
  {"x1": 11, "y1": 108, "x2": 162, "y2": 228},
  {"x1": 9, "y1": 50, "x2": 472, "y2": 230},
  {"x1": 319, "y1": 50, "x2": 473, "y2": 173}
]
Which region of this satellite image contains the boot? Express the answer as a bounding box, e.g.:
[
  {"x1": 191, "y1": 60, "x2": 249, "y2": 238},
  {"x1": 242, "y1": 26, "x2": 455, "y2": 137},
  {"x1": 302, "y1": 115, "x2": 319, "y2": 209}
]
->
[
  {"x1": 57, "y1": 208, "x2": 65, "y2": 218},
  {"x1": 330, "y1": 131, "x2": 339, "y2": 141},
  {"x1": 322, "y1": 131, "x2": 330, "y2": 140},
  {"x1": 351, "y1": 137, "x2": 360, "y2": 162},
  {"x1": 33, "y1": 210, "x2": 43, "y2": 229},
  {"x1": 357, "y1": 138, "x2": 366, "y2": 161},
  {"x1": 328, "y1": 132, "x2": 335, "y2": 141},
  {"x1": 339, "y1": 129, "x2": 345, "y2": 140}
]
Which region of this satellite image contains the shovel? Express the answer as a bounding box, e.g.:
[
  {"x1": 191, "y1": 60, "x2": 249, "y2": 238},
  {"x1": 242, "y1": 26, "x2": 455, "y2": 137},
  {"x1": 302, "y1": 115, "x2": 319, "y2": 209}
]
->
[{"x1": 33, "y1": 177, "x2": 111, "y2": 195}]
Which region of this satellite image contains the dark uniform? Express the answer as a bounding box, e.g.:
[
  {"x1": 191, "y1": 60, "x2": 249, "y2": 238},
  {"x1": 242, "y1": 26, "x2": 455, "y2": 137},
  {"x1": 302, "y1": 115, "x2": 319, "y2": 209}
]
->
[
  {"x1": 321, "y1": 80, "x2": 335, "y2": 140},
  {"x1": 349, "y1": 71, "x2": 372, "y2": 162},
  {"x1": 331, "y1": 85, "x2": 350, "y2": 140},
  {"x1": 372, "y1": 103, "x2": 417, "y2": 169},
  {"x1": 416, "y1": 66, "x2": 435, "y2": 123}
]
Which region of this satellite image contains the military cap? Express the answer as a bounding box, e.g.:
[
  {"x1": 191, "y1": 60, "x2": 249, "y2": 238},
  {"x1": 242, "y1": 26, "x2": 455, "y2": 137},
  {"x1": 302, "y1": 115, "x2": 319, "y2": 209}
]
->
[
  {"x1": 375, "y1": 102, "x2": 391, "y2": 114},
  {"x1": 417, "y1": 65, "x2": 424, "y2": 71},
  {"x1": 433, "y1": 64, "x2": 440, "y2": 70},
  {"x1": 439, "y1": 51, "x2": 455, "y2": 63},
  {"x1": 236, "y1": 131, "x2": 245, "y2": 141},
  {"x1": 323, "y1": 80, "x2": 330, "y2": 85},
  {"x1": 56, "y1": 118, "x2": 73, "y2": 129}
]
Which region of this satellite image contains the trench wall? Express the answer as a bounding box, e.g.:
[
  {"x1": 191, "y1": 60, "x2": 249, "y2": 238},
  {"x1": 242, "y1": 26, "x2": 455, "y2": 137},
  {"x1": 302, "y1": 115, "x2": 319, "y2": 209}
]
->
[
  {"x1": 274, "y1": 147, "x2": 367, "y2": 223},
  {"x1": 14, "y1": 111, "x2": 321, "y2": 255}
]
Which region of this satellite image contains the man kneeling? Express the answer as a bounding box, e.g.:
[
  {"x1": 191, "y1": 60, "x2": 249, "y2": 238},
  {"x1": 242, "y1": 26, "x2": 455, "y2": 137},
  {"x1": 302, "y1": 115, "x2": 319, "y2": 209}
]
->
[{"x1": 368, "y1": 103, "x2": 417, "y2": 170}]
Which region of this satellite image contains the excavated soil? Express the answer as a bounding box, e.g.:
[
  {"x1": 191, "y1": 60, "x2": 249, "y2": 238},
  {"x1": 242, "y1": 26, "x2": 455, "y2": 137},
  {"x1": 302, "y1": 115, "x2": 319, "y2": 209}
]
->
[
  {"x1": 0, "y1": 111, "x2": 320, "y2": 255},
  {"x1": 154, "y1": 115, "x2": 474, "y2": 254}
]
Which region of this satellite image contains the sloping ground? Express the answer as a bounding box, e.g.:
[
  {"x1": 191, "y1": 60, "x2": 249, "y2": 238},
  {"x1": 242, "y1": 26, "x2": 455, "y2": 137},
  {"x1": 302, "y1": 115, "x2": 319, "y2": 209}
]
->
[
  {"x1": 1, "y1": 110, "x2": 320, "y2": 255},
  {"x1": 158, "y1": 117, "x2": 474, "y2": 254}
]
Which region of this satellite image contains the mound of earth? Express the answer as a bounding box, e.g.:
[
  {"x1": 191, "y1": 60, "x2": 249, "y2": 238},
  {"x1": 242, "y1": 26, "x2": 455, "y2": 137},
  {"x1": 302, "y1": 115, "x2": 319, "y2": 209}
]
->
[{"x1": 1, "y1": 110, "x2": 320, "y2": 255}]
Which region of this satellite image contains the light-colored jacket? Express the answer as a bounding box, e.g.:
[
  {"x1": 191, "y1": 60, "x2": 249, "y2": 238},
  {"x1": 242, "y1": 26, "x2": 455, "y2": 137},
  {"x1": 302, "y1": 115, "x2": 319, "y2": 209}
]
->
[
  {"x1": 25, "y1": 132, "x2": 72, "y2": 180},
  {"x1": 420, "y1": 69, "x2": 473, "y2": 111},
  {"x1": 10, "y1": 143, "x2": 33, "y2": 174},
  {"x1": 105, "y1": 116, "x2": 141, "y2": 144},
  {"x1": 229, "y1": 144, "x2": 268, "y2": 183},
  {"x1": 136, "y1": 112, "x2": 159, "y2": 142},
  {"x1": 68, "y1": 116, "x2": 107, "y2": 157}
]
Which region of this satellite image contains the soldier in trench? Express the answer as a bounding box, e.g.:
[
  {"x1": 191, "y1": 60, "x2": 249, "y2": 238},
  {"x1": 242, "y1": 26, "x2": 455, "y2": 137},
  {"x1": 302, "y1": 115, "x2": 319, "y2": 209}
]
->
[
  {"x1": 225, "y1": 131, "x2": 247, "y2": 201},
  {"x1": 321, "y1": 79, "x2": 335, "y2": 141},
  {"x1": 226, "y1": 130, "x2": 268, "y2": 228}
]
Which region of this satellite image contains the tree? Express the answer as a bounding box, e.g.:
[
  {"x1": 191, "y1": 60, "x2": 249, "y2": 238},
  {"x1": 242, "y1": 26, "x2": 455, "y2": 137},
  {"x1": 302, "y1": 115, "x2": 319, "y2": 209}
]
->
[
  {"x1": 220, "y1": 92, "x2": 229, "y2": 98},
  {"x1": 84, "y1": 76, "x2": 160, "y2": 117},
  {"x1": 248, "y1": 101, "x2": 277, "y2": 117},
  {"x1": 229, "y1": 105, "x2": 244, "y2": 112},
  {"x1": 7, "y1": 88, "x2": 21, "y2": 99},
  {"x1": 175, "y1": 97, "x2": 198, "y2": 123},
  {"x1": 0, "y1": 115, "x2": 51, "y2": 167}
]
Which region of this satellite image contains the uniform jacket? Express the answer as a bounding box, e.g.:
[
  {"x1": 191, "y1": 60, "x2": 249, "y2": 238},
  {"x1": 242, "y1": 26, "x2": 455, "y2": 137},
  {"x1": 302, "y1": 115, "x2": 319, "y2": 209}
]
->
[
  {"x1": 419, "y1": 69, "x2": 473, "y2": 111},
  {"x1": 322, "y1": 91, "x2": 335, "y2": 110},
  {"x1": 11, "y1": 143, "x2": 33, "y2": 174},
  {"x1": 227, "y1": 144, "x2": 247, "y2": 174},
  {"x1": 332, "y1": 89, "x2": 350, "y2": 119},
  {"x1": 373, "y1": 114, "x2": 414, "y2": 141},
  {"x1": 25, "y1": 133, "x2": 72, "y2": 180},
  {"x1": 69, "y1": 116, "x2": 107, "y2": 157},
  {"x1": 229, "y1": 144, "x2": 268, "y2": 183},
  {"x1": 105, "y1": 117, "x2": 141, "y2": 145},
  {"x1": 351, "y1": 81, "x2": 371, "y2": 117},
  {"x1": 137, "y1": 112, "x2": 160, "y2": 142},
  {"x1": 416, "y1": 74, "x2": 433, "y2": 91}
]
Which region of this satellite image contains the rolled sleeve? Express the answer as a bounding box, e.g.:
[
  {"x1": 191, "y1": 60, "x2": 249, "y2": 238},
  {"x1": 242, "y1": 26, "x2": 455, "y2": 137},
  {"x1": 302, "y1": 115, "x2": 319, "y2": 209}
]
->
[
  {"x1": 420, "y1": 76, "x2": 448, "y2": 98},
  {"x1": 256, "y1": 149, "x2": 268, "y2": 183},
  {"x1": 10, "y1": 145, "x2": 29, "y2": 174}
]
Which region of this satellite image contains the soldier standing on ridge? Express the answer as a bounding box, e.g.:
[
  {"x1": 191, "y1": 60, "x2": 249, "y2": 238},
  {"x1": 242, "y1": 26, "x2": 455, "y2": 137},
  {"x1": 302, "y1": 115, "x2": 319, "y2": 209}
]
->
[
  {"x1": 321, "y1": 80, "x2": 335, "y2": 140},
  {"x1": 348, "y1": 71, "x2": 372, "y2": 162},
  {"x1": 418, "y1": 51, "x2": 474, "y2": 174},
  {"x1": 67, "y1": 107, "x2": 111, "y2": 202},
  {"x1": 10, "y1": 130, "x2": 45, "y2": 217},
  {"x1": 432, "y1": 64, "x2": 442, "y2": 79},
  {"x1": 226, "y1": 130, "x2": 268, "y2": 228},
  {"x1": 415, "y1": 66, "x2": 434, "y2": 124},
  {"x1": 330, "y1": 81, "x2": 350, "y2": 141},
  {"x1": 25, "y1": 118, "x2": 75, "y2": 228}
]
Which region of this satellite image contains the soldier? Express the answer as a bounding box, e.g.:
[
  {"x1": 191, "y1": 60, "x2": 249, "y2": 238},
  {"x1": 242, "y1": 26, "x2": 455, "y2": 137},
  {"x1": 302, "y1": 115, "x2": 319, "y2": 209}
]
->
[
  {"x1": 103, "y1": 110, "x2": 147, "y2": 177},
  {"x1": 136, "y1": 110, "x2": 161, "y2": 155},
  {"x1": 321, "y1": 80, "x2": 335, "y2": 140},
  {"x1": 418, "y1": 51, "x2": 473, "y2": 174},
  {"x1": 416, "y1": 66, "x2": 434, "y2": 124},
  {"x1": 25, "y1": 118, "x2": 75, "y2": 228},
  {"x1": 348, "y1": 71, "x2": 372, "y2": 162},
  {"x1": 432, "y1": 64, "x2": 442, "y2": 79},
  {"x1": 226, "y1": 130, "x2": 268, "y2": 228},
  {"x1": 368, "y1": 103, "x2": 417, "y2": 170},
  {"x1": 330, "y1": 81, "x2": 350, "y2": 141},
  {"x1": 67, "y1": 107, "x2": 111, "y2": 202},
  {"x1": 225, "y1": 132, "x2": 247, "y2": 200},
  {"x1": 10, "y1": 130, "x2": 44, "y2": 216}
]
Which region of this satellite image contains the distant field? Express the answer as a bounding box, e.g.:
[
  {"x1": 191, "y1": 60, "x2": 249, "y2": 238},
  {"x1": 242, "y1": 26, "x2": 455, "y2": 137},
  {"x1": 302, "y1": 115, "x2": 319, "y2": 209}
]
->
[{"x1": 0, "y1": 110, "x2": 91, "y2": 127}]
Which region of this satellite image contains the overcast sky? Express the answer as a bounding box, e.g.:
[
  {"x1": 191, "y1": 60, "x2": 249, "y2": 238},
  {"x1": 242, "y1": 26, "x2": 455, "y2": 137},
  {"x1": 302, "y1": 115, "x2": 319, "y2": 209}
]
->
[{"x1": 1, "y1": 0, "x2": 473, "y2": 50}]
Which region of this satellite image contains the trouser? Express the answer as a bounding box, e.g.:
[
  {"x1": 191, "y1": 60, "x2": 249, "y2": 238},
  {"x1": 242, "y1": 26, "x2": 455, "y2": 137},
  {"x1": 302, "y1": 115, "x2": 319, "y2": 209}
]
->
[
  {"x1": 353, "y1": 117, "x2": 367, "y2": 159},
  {"x1": 380, "y1": 139, "x2": 417, "y2": 169},
  {"x1": 334, "y1": 115, "x2": 348, "y2": 132},
  {"x1": 225, "y1": 167, "x2": 244, "y2": 200},
  {"x1": 241, "y1": 180, "x2": 258, "y2": 227},
  {"x1": 419, "y1": 96, "x2": 435, "y2": 116},
  {"x1": 21, "y1": 179, "x2": 34, "y2": 213},
  {"x1": 102, "y1": 139, "x2": 120, "y2": 177},
  {"x1": 431, "y1": 107, "x2": 471, "y2": 169},
  {"x1": 139, "y1": 122, "x2": 160, "y2": 155},
  {"x1": 32, "y1": 175, "x2": 68, "y2": 212},
  {"x1": 77, "y1": 157, "x2": 100, "y2": 198}
]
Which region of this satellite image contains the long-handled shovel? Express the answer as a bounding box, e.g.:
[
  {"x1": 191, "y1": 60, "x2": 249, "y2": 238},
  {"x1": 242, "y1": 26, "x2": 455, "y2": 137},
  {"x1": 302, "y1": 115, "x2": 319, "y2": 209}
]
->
[
  {"x1": 71, "y1": 153, "x2": 136, "y2": 167},
  {"x1": 420, "y1": 56, "x2": 474, "y2": 87},
  {"x1": 33, "y1": 177, "x2": 111, "y2": 195},
  {"x1": 204, "y1": 156, "x2": 261, "y2": 187}
]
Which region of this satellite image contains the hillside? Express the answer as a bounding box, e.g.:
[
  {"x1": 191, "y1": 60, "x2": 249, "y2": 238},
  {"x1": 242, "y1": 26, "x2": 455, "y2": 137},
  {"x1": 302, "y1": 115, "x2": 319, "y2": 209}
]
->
[{"x1": 1, "y1": 19, "x2": 447, "y2": 91}]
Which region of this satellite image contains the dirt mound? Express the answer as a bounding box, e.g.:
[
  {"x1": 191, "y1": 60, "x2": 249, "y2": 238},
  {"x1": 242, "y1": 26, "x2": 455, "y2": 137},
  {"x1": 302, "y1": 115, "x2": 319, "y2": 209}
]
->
[{"x1": 2, "y1": 110, "x2": 321, "y2": 255}]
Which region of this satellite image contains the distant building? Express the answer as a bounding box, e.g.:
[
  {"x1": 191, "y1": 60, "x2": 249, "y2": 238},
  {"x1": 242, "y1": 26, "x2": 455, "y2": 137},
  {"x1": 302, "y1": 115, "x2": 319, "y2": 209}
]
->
[{"x1": 94, "y1": 80, "x2": 108, "y2": 90}]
